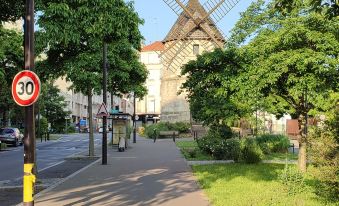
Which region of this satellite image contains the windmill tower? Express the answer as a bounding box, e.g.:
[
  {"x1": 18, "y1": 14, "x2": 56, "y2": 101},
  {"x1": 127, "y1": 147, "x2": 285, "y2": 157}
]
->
[{"x1": 160, "y1": 0, "x2": 240, "y2": 122}]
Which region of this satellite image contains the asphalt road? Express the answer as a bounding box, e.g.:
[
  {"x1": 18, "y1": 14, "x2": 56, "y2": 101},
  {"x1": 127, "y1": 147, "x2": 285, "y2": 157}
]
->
[{"x1": 0, "y1": 133, "x2": 102, "y2": 182}]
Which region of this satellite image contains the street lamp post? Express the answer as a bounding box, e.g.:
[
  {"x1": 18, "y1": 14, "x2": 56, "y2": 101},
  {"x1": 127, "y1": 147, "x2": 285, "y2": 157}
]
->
[{"x1": 23, "y1": 0, "x2": 36, "y2": 205}]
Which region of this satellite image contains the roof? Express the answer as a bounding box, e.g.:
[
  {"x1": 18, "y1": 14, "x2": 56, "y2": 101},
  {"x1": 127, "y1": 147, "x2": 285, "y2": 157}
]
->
[
  {"x1": 141, "y1": 41, "x2": 164, "y2": 52},
  {"x1": 163, "y1": 0, "x2": 224, "y2": 43}
]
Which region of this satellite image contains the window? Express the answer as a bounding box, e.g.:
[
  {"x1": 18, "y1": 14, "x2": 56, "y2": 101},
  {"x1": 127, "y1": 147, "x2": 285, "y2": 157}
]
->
[{"x1": 193, "y1": 44, "x2": 199, "y2": 55}]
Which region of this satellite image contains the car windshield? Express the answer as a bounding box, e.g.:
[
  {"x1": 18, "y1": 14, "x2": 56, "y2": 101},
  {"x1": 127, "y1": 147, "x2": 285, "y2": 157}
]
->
[{"x1": 0, "y1": 128, "x2": 14, "y2": 135}]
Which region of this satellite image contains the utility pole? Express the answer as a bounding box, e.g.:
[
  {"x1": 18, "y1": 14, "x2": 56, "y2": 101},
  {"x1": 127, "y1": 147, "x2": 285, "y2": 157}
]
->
[
  {"x1": 133, "y1": 94, "x2": 136, "y2": 143},
  {"x1": 102, "y1": 41, "x2": 108, "y2": 165},
  {"x1": 23, "y1": 0, "x2": 36, "y2": 205}
]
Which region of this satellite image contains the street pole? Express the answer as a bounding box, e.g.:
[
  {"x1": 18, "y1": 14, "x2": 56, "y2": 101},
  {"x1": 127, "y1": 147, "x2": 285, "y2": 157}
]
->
[
  {"x1": 23, "y1": 0, "x2": 36, "y2": 205},
  {"x1": 102, "y1": 41, "x2": 108, "y2": 165},
  {"x1": 133, "y1": 94, "x2": 136, "y2": 143}
]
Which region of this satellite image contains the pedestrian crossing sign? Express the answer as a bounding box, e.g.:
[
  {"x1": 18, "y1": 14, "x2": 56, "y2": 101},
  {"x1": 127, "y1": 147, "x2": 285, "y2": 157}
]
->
[{"x1": 96, "y1": 102, "x2": 109, "y2": 117}]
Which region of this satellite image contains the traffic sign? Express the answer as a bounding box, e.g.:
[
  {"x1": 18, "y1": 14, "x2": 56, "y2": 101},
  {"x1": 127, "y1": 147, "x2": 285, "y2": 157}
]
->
[
  {"x1": 96, "y1": 102, "x2": 109, "y2": 117},
  {"x1": 135, "y1": 115, "x2": 139, "y2": 121},
  {"x1": 11, "y1": 70, "x2": 41, "y2": 107}
]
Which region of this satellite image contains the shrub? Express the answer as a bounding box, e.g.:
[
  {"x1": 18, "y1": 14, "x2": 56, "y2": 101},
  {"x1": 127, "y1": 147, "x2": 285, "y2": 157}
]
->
[
  {"x1": 309, "y1": 120, "x2": 339, "y2": 202},
  {"x1": 278, "y1": 164, "x2": 306, "y2": 195},
  {"x1": 171, "y1": 122, "x2": 190, "y2": 133},
  {"x1": 145, "y1": 122, "x2": 191, "y2": 138},
  {"x1": 209, "y1": 124, "x2": 233, "y2": 139},
  {"x1": 138, "y1": 126, "x2": 145, "y2": 136},
  {"x1": 240, "y1": 138, "x2": 263, "y2": 163},
  {"x1": 182, "y1": 148, "x2": 198, "y2": 158},
  {"x1": 255, "y1": 134, "x2": 290, "y2": 154},
  {"x1": 197, "y1": 134, "x2": 241, "y2": 161}
]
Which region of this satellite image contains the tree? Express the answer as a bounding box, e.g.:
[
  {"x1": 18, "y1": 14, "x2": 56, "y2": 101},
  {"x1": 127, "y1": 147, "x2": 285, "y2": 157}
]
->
[
  {"x1": 39, "y1": 83, "x2": 70, "y2": 134},
  {"x1": 0, "y1": 26, "x2": 24, "y2": 127},
  {"x1": 181, "y1": 48, "x2": 250, "y2": 128},
  {"x1": 108, "y1": 40, "x2": 148, "y2": 98},
  {"x1": 0, "y1": 0, "x2": 24, "y2": 22},
  {"x1": 237, "y1": 2, "x2": 339, "y2": 171},
  {"x1": 274, "y1": 0, "x2": 339, "y2": 19},
  {"x1": 37, "y1": 0, "x2": 144, "y2": 156}
]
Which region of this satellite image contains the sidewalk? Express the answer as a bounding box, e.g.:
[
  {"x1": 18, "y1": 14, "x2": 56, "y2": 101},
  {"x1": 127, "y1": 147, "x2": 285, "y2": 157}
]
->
[{"x1": 35, "y1": 136, "x2": 210, "y2": 206}]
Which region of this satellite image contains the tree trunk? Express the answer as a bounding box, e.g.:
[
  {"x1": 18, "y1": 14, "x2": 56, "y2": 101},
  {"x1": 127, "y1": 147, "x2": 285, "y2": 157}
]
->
[
  {"x1": 88, "y1": 91, "x2": 94, "y2": 157},
  {"x1": 297, "y1": 115, "x2": 307, "y2": 172}
]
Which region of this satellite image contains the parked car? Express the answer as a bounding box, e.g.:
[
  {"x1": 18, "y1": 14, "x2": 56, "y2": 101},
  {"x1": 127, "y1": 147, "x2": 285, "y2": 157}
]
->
[{"x1": 0, "y1": 127, "x2": 23, "y2": 147}]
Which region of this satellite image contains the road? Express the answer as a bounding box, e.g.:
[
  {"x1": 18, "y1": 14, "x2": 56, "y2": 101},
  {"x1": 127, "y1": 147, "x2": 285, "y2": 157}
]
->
[{"x1": 0, "y1": 133, "x2": 102, "y2": 182}]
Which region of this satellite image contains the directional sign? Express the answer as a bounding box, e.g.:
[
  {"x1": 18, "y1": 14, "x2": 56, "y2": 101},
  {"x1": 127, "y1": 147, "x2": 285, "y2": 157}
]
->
[
  {"x1": 96, "y1": 102, "x2": 109, "y2": 117},
  {"x1": 11, "y1": 70, "x2": 41, "y2": 107}
]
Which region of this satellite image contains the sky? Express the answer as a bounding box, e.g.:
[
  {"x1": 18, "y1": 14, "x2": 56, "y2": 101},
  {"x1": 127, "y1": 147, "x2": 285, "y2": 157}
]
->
[{"x1": 134, "y1": 0, "x2": 255, "y2": 45}]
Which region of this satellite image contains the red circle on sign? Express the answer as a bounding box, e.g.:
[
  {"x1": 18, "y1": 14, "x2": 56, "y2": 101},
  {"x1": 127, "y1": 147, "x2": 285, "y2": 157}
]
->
[{"x1": 11, "y1": 70, "x2": 41, "y2": 106}]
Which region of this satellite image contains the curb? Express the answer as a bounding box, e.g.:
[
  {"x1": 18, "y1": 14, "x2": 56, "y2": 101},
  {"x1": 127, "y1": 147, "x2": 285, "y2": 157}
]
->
[
  {"x1": 187, "y1": 160, "x2": 234, "y2": 165},
  {"x1": 16, "y1": 157, "x2": 102, "y2": 206}
]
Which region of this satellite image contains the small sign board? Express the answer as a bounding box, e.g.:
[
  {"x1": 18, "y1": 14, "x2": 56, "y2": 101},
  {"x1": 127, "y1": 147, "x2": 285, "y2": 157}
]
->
[
  {"x1": 11, "y1": 70, "x2": 41, "y2": 107},
  {"x1": 110, "y1": 109, "x2": 119, "y2": 114},
  {"x1": 96, "y1": 103, "x2": 109, "y2": 117}
]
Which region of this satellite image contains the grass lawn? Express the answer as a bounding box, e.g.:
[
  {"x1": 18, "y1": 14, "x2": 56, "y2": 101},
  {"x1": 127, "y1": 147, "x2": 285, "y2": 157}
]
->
[
  {"x1": 192, "y1": 164, "x2": 331, "y2": 206},
  {"x1": 265, "y1": 152, "x2": 298, "y2": 161}
]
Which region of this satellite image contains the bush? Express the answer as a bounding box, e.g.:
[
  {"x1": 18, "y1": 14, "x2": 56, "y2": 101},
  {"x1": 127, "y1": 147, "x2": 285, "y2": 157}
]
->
[
  {"x1": 255, "y1": 134, "x2": 290, "y2": 154},
  {"x1": 309, "y1": 121, "x2": 339, "y2": 202},
  {"x1": 278, "y1": 164, "x2": 306, "y2": 195},
  {"x1": 145, "y1": 122, "x2": 191, "y2": 138},
  {"x1": 182, "y1": 148, "x2": 198, "y2": 158},
  {"x1": 171, "y1": 122, "x2": 190, "y2": 133},
  {"x1": 209, "y1": 124, "x2": 233, "y2": 139},
  {"x1": 145, "y1": 122, "x2": 169, "y2": 139},
  {"x1": 240, "y1": 138, "x2": 263, "y2": 163},
  {"x1": 197, "y1": 134, "x2": 241, "y2": 161}
]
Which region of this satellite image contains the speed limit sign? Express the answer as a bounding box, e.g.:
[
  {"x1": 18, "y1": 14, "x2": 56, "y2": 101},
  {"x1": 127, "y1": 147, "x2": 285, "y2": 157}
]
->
[{"x1": 11, "y1": 70, "x2": 41, "y2": 107}]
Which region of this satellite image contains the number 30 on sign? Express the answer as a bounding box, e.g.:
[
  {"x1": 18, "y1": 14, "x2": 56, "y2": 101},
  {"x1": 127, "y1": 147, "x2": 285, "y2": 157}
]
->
[{"x1": 11, "y1": 70, "x2": 41, "y2": 107}]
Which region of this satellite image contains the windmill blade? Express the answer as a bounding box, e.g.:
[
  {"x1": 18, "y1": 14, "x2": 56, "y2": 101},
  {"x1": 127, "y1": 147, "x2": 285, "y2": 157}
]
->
[
  {"x1": 160, "y1": 20, "x2": 197, "y2": 58},
  {"x1": 161, "y1": 40, "x2": 193, "y2": 73},
  {"x1": 199, "y1": 22, "x2": 224, "y2": 48},
  {"x1": 162, "y1": 0, "x2": 189, "y2": 16},
  {"x1": 203, "y1": 0, "x2": 241, "y2": 24}
]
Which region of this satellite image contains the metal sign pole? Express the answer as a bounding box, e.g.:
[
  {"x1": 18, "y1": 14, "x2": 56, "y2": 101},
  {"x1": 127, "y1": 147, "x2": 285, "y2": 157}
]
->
[
  {"x1": 23, "y1": 0, "x2": 36, "y2": 205},
  {"x1": 102, "y1": 41, "x2": 108, "y2": 165}
]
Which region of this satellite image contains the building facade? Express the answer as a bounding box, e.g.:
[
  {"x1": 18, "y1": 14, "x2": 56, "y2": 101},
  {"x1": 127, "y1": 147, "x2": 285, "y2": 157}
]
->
[{"x1": 136, "y1": 41, "x2": 163, "y2": 124}]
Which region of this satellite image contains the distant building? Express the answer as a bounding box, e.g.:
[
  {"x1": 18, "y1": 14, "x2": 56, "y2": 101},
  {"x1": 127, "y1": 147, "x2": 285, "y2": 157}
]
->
[{"x1": 136, "y1": 41, "x2": 163, "y2": 124}]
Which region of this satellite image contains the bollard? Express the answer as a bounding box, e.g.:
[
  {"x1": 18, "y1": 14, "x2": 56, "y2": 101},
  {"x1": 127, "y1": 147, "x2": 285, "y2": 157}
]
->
[{"x1": 153, "y1": 129, "x2": 157, "y2": 143}]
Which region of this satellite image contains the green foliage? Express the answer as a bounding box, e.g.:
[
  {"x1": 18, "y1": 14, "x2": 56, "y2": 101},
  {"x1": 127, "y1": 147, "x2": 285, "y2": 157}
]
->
[
  {"x1": 39, "y1": 83, "x2": 70, "y2": 133},
  {"x1": 255, "y1": 134, "x2": 290, "y2": 154},
  {"x1": 197, "y1": 136, "x2": 241, "y2": 161},
  {"x1": 0, "y1": 0, "x2": 24, "y2": 22},
  {"x1": 278, "y1": 164, "x2": 306, "y2": 195},
  {"x1": 0, "y1": 26, "x2": 24, "y2": 126},
  {"x1": 39, "y1": 117, "x2": 49, "y2": 135},
  {"x1": 181, "y1": 48, "x2": 250, "y2": 127},
  {"x1": 240, "y1": 138, "x2": 264, "y2": 164},
  {"x1": 171, "y1": 122, "x2": 190, "y2": 133},
  {"x1": 308, "y1": 107, "x2": 339, "y2": 202},
  {"x1": 274, "y1": 0, "x2": 339, "y2": 19},
  {"x1": 209, "y1": 124, "x2": 234, "y2": 139},
  {"x1": 144, "y1": 122, "x2": 190, "y2": 138}
]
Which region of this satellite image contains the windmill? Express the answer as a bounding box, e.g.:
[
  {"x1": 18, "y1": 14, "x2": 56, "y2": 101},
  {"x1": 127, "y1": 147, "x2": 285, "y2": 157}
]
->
[
  {"x1": 159, "y1": 0, "x2": 241, "y2": 122},
  {"x1": 160, "y1": 0, "x2": 241, "y2": 73}
]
